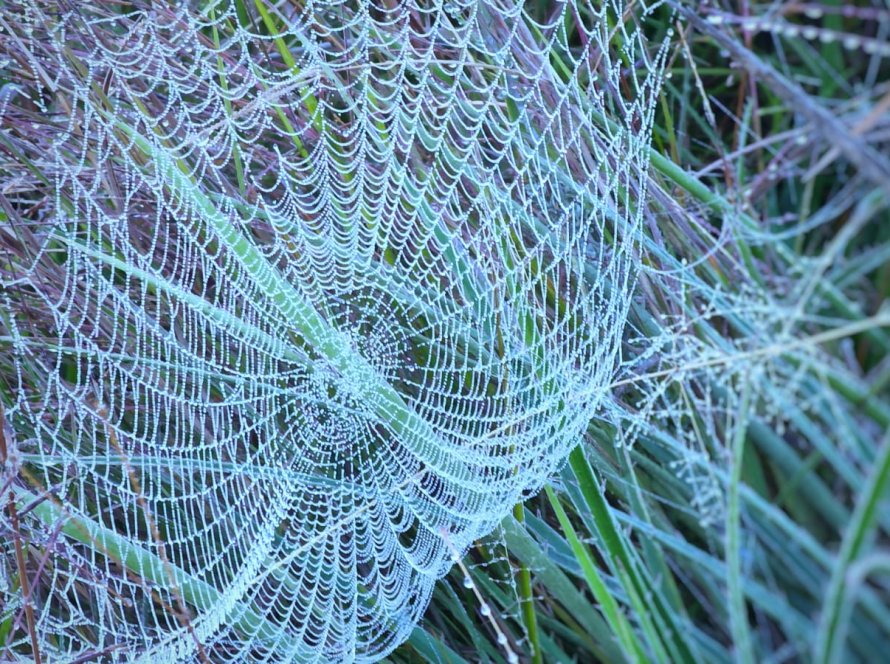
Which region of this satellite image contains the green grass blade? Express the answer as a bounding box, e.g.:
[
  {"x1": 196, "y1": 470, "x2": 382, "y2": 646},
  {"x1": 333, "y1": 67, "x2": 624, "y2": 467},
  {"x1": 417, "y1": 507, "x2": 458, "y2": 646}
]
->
[
  {"x1": 567, "y1": 445, "x2": 699, "y2": 663},
  {"x1": 727, "y1": 376, "x2": 755, "y2": 664},
  {"x1": 815, "y1": 428, "x2": 890, "y2": 663},
  {"x1": 544, "y1": 485, "x2": 644, "y2": 663}
]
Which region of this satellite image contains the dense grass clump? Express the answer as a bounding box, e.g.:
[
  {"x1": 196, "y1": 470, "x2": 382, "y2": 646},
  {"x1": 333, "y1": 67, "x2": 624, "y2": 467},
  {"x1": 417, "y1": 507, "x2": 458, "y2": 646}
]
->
[{"x1": 1, "y1": 1, "x2": 889, "y2": 663}]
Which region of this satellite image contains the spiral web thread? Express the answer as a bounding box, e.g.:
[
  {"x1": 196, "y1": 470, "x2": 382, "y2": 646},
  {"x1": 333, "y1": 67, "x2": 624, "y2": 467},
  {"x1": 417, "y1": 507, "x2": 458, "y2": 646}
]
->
[{"x1": 0, "y1": 0, "x2": 664, "y2": 661}]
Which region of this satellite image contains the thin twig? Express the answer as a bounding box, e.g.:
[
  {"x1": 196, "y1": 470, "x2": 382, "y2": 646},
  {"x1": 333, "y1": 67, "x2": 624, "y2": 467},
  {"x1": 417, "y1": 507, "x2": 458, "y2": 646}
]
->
[
  {"x1": 8, "y1": 518, "x2": 64, "y2": 645},
  {"x1": 440, "y1": 528, "x2": 519, "y2": 664},
  {"x1": 803, "y1": 89, "x2": 890, "y2": 182},
  {"x1": 1, "y1": 402, "x2": 42, "y2": 664},
  {"x1": 680, "y1": 5, "x2": 890, "y2": 198}
]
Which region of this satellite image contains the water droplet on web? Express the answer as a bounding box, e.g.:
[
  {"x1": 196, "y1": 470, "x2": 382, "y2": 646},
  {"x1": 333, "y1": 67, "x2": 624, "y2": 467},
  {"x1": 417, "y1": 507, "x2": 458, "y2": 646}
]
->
[
  {"x1": 444, "y1": 2, "x2": 461, "y2": 18},
  {"x1": 480, "y1": 604, "x2": 491, "y2": 617},
  {"x1": 462, "y1": 576, "x2": 474, "y2": 588}
]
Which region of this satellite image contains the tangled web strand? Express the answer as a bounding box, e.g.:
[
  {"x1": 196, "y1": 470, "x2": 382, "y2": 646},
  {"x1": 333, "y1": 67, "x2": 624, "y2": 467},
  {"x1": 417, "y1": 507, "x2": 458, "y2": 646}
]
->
[{"x1": 0, "y1": 0, "x2": 663, "y2": 661}]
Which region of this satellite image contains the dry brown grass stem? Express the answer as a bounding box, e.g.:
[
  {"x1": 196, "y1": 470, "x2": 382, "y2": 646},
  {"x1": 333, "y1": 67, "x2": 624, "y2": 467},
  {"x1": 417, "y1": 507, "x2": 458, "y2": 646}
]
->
[{"x1": 0, "y1": 402, "x2": 42, "y2": 664}]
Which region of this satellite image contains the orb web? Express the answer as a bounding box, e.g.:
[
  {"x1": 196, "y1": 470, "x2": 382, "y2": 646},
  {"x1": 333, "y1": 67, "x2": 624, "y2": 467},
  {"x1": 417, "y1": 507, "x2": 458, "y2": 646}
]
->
[{"x1": 0, "y1": 0, "x2": 664, "y2": 661}]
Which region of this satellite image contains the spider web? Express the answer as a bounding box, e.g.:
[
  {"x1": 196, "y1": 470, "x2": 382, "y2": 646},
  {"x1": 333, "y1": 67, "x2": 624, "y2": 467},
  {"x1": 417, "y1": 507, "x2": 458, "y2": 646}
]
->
[{"x1": 0, "y1": 0, "x2": 663, "y2": 661}]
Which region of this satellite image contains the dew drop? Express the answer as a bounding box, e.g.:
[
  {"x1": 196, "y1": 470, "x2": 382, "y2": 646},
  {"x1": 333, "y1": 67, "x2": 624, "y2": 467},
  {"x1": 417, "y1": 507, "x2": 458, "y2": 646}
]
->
[{"x1": 462, "y1": 576, "x2": 474, "y2": 588}]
